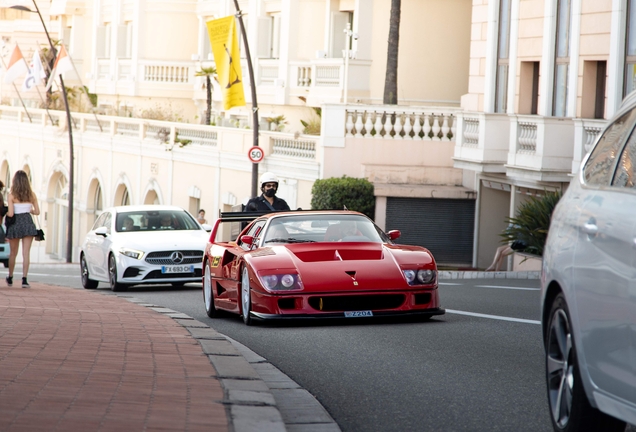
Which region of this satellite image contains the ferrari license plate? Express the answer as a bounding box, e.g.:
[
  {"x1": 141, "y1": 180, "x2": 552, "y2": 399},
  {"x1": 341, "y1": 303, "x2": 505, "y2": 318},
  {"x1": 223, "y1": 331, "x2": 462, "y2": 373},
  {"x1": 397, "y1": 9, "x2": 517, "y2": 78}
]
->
[
  {"x1": 344, "y1": 310, "x2": 373, "y2": 318},
  {"x1": 161, "y1": 265, "x2": 194, "y2": 274}
]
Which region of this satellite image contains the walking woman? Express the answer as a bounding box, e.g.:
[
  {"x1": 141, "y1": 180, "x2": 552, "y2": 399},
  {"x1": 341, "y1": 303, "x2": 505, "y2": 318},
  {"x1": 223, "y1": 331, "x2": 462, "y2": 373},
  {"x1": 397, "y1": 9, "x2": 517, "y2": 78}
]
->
[{"x1": 6, "y1": 170, "x2": 40, "y2": 288}]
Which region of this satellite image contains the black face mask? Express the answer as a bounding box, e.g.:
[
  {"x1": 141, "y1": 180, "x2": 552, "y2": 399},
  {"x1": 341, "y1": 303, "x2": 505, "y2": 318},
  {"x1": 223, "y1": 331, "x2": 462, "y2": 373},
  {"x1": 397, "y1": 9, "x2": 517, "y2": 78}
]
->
[{"x1": 264, "y1": 188, "x2": 276, "y2": 198}]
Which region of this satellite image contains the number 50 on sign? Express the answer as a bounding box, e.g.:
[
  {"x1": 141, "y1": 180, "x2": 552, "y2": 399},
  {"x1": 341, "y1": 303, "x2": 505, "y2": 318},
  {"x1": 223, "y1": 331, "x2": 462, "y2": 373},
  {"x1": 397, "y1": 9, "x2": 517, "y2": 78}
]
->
[{"x1": 248, "y1": 146, "x2": 264, "y2": 163}]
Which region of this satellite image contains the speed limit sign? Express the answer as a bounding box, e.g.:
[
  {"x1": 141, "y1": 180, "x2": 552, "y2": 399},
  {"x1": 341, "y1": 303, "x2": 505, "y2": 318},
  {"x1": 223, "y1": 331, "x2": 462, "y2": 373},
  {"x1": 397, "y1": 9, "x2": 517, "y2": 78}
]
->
[{"x1": 248, "y1": 146, "x2": 264, "y2": 163}]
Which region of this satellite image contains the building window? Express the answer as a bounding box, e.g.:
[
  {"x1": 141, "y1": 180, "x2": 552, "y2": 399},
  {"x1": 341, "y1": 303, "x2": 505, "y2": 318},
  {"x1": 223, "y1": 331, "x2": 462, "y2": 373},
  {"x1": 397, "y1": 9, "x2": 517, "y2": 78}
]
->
[
  {"x1": 553, "y1": 0, "x2": 571, "y2": 117},
  {"x1": 582, "y1": 61, "x2": 607, "y2": 119},
  {"x1": 495, "y1": 0, "x2": 512, "y2": 113},
  {"x1": 328, "y1": 11, "x2": 352, "y2": 58},
  {"x1": 625, "y1": 0, "x2": 636, "y2": 96},
  {"x1": 520, "y1": 62, "x2": 540, "y2": 115}
]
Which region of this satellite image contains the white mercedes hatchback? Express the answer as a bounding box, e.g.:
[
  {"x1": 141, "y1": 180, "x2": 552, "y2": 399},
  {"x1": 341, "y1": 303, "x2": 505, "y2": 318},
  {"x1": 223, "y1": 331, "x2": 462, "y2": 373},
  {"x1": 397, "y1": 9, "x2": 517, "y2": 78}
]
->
[
  {"x1": 541, "y1": 92, "x2": 636, "y2": 431},
  {"x1": 80, "y1": 205, "x2": 211, "y2": 291}
]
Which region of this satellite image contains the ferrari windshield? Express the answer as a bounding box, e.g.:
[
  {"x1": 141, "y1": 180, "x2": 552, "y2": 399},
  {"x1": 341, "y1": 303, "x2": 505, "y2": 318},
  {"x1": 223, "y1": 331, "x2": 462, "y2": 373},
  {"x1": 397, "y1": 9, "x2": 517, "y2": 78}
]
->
[
  {"x1": 115, "y1": 210, "x2": 200, "y2": 232},
  {"x1": 263, "y1": 214, "x2": 387, "y2": 244}
]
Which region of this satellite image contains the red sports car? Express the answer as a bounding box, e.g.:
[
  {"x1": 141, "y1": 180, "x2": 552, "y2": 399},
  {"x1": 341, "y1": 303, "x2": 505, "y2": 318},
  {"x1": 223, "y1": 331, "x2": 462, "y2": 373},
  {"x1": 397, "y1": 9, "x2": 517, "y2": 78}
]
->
[{"x1": 202, "y1": 210, "x2": 445, "y2": 325}]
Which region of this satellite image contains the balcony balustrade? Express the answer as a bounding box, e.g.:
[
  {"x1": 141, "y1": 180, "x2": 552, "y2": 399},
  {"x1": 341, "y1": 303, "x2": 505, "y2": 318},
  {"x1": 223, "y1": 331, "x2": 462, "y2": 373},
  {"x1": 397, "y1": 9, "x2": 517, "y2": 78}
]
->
[
  {"x1": 572, "y1": 118, "x2": 606, "y2": 174},
  {"x1": 506, "y1": 115, "x2": 574, "y2": 182},
  {"x1": 453, "y1": 112, "x2": 510, "y2": 173}
]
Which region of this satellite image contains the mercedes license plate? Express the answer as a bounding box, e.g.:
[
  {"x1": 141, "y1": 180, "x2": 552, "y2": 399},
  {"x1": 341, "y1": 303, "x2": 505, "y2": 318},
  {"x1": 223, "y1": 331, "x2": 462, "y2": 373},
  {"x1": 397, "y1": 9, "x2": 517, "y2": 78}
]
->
[
  {"x1": 344, "y1": 310, "x2": 373, "y2": 318},
  {"x1": 161, "y1": 265, "x2": 194, "y2": 274}
]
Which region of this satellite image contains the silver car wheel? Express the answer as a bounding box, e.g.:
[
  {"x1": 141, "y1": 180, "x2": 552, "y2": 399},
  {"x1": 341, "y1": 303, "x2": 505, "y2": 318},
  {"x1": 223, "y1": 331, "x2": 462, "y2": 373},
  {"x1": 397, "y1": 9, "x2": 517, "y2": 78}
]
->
[
  {"x1": 241, "y1": 267, "x2": 252, "y2": 325},
  {"x1": 547, "y1": 308, "x2": 573, "y2": 428}
]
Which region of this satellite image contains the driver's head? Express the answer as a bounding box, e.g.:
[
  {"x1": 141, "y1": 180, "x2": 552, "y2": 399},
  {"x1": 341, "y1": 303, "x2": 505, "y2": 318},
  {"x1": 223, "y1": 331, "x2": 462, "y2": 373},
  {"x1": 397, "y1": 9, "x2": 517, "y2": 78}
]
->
[
  {"x1": 340, "y1": 220, "x2": 356, "y2": 236},
  {"x1": 160, "y1": 214, "x2": 172, "y2": 226},
  {"x1": 260, "y1": 172, "x2": 279, "y2": 198},
  {"x1": 123, "y1": 217, "x2": 134, "y2": 230}
]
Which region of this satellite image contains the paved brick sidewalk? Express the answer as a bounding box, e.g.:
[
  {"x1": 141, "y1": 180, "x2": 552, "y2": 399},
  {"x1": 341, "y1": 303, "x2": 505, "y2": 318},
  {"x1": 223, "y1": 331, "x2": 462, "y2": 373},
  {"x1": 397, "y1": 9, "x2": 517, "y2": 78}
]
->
[{"x1": 0, "y1": 283, "x2": 227, "y2": 432}]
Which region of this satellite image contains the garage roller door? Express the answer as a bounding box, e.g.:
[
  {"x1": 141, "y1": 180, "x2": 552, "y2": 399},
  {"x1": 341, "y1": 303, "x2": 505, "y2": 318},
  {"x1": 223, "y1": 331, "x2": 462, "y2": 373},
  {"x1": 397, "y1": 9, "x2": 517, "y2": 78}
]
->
[{"x1": 386, "y1": 197, "x2": 475, "y2": 266}]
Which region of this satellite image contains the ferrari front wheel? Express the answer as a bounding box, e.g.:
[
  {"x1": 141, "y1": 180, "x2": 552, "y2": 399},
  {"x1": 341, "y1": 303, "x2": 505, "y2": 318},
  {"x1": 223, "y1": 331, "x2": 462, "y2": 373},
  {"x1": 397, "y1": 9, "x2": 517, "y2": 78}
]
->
[
  {"x1": 241, "y1": 266, "x2": 253, "y2": 326},
  {"x1": 203, "y1": 262, "x2": 218, "y2": 318}
]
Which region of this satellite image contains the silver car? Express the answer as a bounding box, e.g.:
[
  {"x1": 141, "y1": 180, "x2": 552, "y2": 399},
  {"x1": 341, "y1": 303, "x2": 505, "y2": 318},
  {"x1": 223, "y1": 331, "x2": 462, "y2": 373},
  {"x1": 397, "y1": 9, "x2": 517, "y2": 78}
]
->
[{"x1": 541, "y1": 93, "x2": 636, "y2": 431}]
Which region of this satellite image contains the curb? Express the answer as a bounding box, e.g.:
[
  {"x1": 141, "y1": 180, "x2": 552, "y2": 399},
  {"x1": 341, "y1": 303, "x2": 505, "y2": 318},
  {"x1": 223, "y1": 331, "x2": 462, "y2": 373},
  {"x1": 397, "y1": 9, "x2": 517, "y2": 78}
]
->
[{"x1": 113, "y1": 294, "x2": 341, "y2": 432}]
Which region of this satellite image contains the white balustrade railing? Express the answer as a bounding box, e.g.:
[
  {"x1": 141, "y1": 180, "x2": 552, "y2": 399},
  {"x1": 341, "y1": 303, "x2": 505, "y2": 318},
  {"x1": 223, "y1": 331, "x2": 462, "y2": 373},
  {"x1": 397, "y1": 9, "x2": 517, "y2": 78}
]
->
[
  {"x1": 582, "y1": 123, "x2": 604, "y2": 153},
  {"x1": 176, "y1": 128, "x2": 218, "y2": 146},
  {"x1": 142, "y1": 62, "x2": 191, "y2": 83},
  {"x1": 297, "y1": 66, "x2": 312, "y2": 87},
  {"x1": 271, "y1": 137, "x2": 316, "y2": 158},
  {"x1": 462, "y1": 117, "x2": 480, "y2": 147},
  {"x1": 315, "y1": 65, "x2": 341, "y2": 87},
  {"x1": 517, "y1": 121, "x2": 538, "y2": 153},
  {"x1": 344, "y1": 107, "x2": 457, "y2": 141}
]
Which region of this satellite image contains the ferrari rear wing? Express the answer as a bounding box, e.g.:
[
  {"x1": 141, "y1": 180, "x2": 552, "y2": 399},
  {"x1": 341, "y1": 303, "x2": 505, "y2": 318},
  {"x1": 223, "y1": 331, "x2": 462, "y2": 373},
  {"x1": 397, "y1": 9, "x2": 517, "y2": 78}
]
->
[{"x1": 210, "y1": 210, "x2": 286, "y2": 243}]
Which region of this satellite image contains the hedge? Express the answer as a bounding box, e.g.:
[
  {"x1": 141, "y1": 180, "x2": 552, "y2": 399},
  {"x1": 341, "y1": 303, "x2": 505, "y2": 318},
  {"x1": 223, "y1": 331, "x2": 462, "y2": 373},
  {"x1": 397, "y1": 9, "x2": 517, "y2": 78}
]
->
[{"x1": 310, "y1": 176, "x2": 375, "y2": 219}]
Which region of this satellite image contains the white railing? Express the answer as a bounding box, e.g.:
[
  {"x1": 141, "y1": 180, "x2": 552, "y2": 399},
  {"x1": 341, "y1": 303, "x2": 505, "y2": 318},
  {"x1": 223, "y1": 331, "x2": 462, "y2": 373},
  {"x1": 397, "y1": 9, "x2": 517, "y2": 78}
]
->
[
  {"x1": 271, "y1": 137, "x2": 316, "y2": 159},
  {"x1": 462, "y1": 117, "x2": 480, "y2": 147},
  {"x1": 344, "y1": 107, "x2": 457, "y2": 141},
  {"x1": 573, "y1": 118, "x2": 607, "y2": 174},
  {"x1": 297, "y1": 66, "x2": 311, "y2": 87},
  {"x1": 517, "y1": 121, "x2": 538, "y2": 153},
  {"x1": 141, "y1": 61, "x2": 191, "y2": 83},
  {"x1": 315, "y1": 65, "x2": 341, "y2": 87}
]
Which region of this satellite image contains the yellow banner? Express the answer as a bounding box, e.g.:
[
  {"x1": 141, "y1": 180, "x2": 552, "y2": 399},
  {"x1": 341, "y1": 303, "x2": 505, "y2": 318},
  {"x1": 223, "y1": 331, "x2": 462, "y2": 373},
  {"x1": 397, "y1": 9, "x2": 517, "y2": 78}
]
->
[{"x1": 206, "y1": 16, "x2": 246, "y2": 110}]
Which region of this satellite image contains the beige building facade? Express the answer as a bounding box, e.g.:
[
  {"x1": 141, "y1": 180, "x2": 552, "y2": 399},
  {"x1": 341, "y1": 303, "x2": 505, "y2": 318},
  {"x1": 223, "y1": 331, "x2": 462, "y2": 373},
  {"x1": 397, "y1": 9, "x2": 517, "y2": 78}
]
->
[
  {"x1": 454, "y1": 0, "x2": 626, "y2": 268},
  {"x1": 0, "y1": 0, "x2": 475, "y2": 265}
]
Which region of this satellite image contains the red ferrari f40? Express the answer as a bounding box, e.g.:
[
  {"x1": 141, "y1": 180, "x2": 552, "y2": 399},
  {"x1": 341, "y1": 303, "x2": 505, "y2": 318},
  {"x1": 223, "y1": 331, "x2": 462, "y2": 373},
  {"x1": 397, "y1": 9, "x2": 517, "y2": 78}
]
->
[{"x1": 202, "y1": 210, "x2": 445, "y2": 325}]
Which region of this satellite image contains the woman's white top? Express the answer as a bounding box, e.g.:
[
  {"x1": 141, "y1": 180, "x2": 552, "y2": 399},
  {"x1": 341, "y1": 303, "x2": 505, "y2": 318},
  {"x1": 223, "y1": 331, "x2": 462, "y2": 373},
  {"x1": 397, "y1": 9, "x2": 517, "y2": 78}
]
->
[{"x1": 13, "y1": 202, "x2": 32, "y2": 214}]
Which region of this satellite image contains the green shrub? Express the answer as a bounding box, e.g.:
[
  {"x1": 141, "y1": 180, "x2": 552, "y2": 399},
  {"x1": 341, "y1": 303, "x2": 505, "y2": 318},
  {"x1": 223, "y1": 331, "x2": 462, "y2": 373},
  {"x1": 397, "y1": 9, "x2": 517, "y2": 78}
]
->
[
  {"x1": 311, "y1": 176, "x2": 375, "y2": 219},
  {"x1": 500, "y1": 190, "x2": 562, "y2": 256}
]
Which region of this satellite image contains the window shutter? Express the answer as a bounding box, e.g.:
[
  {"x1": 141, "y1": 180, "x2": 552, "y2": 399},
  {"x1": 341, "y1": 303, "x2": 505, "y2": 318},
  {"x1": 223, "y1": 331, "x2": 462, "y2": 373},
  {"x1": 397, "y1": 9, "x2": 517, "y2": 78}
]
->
[
  {"x1": 329, "y1": 12, "x2": 349, "y2": 58},
  {"x1": 96, "y1": 26, "x2": 106, "y2": 58},
  {"x1": 117, "y1": 25, "x2": 128, "y2": 58},
  {"x1": 257, "y1": 17, "x2": 272, "y2": 58}
]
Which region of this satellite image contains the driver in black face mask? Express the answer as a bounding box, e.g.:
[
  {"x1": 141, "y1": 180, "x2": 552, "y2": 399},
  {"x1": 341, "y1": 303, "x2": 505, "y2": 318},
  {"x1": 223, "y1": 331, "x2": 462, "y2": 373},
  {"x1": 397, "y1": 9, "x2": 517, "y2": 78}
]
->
[{"x1": 244, "y1": 172, "x2": 291, "y2": 212}]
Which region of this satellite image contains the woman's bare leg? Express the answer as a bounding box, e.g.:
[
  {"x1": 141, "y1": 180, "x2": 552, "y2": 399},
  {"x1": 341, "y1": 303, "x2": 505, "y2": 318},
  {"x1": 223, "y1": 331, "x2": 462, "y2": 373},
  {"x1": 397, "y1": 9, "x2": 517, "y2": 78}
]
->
[
  {"x1": 486, "y1": 245, "x2": 508, "y2": 271},
  {"x1": 21, "y1": 236, "x2": 34, "y2": 279},
  {"x1": 8, "y1": 238, "x2": 20, "y2": 278}
]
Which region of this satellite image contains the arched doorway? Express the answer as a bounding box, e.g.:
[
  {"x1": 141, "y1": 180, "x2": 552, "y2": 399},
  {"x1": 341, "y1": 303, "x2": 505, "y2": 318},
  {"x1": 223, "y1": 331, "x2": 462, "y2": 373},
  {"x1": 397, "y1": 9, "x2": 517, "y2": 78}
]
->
[
  {"x1": 47, "y1": 172, "x2": 69, "y2": 260},
  {"x1": 144, "y1": 190, "x2": 159, "y2": 205},
  {"x1": 87, "y1": 179, "x2": 103, "y2": 227},
  {"x1": 114, "y1": 183, "x2": 131, "y2": 206}
]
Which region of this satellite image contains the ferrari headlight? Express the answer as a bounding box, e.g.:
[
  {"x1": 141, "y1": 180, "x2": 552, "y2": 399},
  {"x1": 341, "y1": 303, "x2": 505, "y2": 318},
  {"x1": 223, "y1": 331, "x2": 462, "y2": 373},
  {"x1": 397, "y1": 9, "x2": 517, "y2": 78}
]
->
[
  {"x1": 417, "y1": 269, "x2": 435, "y2": 284},
  {"x1": 403, "y1": 269, "x2": 436, "y2": 285},
  {"x1": 258, "y1": 272, "x2": 303, "y2": 291},
  {"x1": 262, "y1": 275, "x2": 279, "y2": 290},
  {"x1": 119, "y1": 248, "x2": 144, "y2": 260},
  {"x1": 403, "y1": 270, "x2": 416, "y2": 283}
]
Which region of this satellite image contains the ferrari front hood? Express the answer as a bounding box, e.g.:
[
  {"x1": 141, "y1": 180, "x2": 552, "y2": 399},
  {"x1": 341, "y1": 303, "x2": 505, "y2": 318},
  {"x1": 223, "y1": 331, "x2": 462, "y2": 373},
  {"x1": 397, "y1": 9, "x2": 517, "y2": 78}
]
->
[{"x1": 282, "y1": 243, "x2": 410, "y2": 292}]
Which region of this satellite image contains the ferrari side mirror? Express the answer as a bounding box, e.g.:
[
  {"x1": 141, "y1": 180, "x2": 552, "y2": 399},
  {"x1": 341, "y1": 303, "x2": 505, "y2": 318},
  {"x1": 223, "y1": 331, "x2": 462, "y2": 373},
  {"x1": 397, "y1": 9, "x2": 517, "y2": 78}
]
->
[
  {"x1": 240, "y1": 235, "x2": 254, "y2": 246},
  {"x1": 387, "y1": 230, "x2": 401, "y2": 240}
]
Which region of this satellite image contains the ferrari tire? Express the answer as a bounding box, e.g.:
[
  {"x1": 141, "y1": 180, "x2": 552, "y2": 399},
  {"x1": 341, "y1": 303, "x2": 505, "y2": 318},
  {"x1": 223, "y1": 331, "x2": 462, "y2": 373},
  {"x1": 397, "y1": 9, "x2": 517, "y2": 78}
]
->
[
  {"x1": 203, "y1": 261, "x2": 219, "y2": 318},
  {"x1": 80, "y1": 253, "x2": 98, "y2": 289},
  {"x1": 108, "y1": 254, "x2": 128, "y2": 292},
  {"x1": 241, "y1": 266, "x2": 253, "y2": 326},
  {"x1": 545, "y1": 293, "x2": 625, "y2": 432}
]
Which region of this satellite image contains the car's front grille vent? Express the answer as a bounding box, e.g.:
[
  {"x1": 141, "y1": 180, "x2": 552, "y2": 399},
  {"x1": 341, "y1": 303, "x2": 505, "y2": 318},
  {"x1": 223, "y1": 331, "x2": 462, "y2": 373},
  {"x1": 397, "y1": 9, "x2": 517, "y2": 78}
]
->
[
  {"x1": 123, "y1": 267, "x2": 141, "y2": 278},
  {"x1": 145, "y1": 250, "x2": 204, "y2": 265},
  {"x1": 308, "y1": 294, "x2": 405, "y2": 312}
]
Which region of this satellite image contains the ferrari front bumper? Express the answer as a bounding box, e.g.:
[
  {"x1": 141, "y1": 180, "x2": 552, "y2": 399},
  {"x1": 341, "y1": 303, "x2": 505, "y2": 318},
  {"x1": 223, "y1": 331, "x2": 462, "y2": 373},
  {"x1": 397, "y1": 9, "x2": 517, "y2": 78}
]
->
[{"x1": 249, "y1": 307, "x2": 445, "y2": 321}]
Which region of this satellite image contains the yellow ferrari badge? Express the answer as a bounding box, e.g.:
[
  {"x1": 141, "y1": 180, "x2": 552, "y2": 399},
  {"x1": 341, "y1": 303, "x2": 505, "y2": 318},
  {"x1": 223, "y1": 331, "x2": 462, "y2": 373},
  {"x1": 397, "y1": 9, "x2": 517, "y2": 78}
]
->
[{"x1": 211, "y1": 256, "x2": 221, "y2": 268}]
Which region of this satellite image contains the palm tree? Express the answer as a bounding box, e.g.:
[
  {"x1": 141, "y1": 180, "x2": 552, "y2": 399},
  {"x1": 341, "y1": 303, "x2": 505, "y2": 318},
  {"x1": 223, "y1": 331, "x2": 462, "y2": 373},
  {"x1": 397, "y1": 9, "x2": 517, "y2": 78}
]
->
[
  {"x1": 383, "y1": 0, "x2": 401, "y2": 105},
  {"x1": 195, "y1": 66, "x2": 217, "y2": 125}
]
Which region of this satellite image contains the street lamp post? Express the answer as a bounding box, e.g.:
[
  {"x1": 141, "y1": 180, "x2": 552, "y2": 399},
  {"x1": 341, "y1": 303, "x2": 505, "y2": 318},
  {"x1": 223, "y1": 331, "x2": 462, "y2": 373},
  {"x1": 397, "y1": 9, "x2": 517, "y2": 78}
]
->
[{"x1": 11, "y1": 1, "x2": 75, "y2": 263}]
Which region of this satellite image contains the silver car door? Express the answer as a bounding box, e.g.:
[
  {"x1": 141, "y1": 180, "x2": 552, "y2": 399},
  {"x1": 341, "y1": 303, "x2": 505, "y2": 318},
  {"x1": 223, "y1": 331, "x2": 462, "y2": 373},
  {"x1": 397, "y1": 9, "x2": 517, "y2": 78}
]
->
[{"x1": 572, "y1": 108, "x2": 636, "y2": 402}]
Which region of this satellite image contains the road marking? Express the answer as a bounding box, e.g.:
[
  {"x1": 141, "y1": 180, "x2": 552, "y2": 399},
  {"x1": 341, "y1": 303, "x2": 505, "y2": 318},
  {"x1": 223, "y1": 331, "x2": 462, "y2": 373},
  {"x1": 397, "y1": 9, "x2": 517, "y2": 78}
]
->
[
  {"x1": 475, "y1": 285, "x2": 540, "y2": 291},
  {"x1": 439, "y1": 282, "x2": 463, "y2": 286},
  {"x1": 446, "y1": 309, "x2": 541, "y2": 325}
]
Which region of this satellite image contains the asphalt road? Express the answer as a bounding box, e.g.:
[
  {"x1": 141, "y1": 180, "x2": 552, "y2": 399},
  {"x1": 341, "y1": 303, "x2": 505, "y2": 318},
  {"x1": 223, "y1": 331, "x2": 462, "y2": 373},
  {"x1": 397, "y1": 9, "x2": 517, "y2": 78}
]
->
[{"x1": 22, "y1": 264, "x2": 553, "y2": 431}]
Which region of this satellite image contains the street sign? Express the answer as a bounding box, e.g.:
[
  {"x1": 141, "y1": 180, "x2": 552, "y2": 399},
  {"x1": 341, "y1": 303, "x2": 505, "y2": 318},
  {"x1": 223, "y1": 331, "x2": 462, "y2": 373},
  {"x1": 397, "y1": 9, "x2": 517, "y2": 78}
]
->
[{"x1": 248, "y1": 146, "x2": 264, "y2": 163}]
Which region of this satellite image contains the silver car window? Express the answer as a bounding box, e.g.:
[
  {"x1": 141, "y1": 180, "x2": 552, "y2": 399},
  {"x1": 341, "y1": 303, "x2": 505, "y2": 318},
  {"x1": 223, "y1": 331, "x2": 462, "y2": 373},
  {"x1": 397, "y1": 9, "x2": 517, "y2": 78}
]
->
[
  {"x1": 583, "y1": 108, "x2": 636, "y2": 186},
  {"x1": 612, "y1": 127, "x2": 636, "y2": 188}
]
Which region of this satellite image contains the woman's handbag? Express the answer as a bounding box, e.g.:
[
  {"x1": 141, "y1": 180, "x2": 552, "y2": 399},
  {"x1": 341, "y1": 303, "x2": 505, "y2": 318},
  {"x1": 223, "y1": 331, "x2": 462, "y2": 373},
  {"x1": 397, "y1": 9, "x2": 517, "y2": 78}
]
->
[
  {"x1": 34, "y1": 216, "x2": 45, "y2": 241},
  {"x1": 5, "y1": 215, "x2": 15, "y2": 227}
]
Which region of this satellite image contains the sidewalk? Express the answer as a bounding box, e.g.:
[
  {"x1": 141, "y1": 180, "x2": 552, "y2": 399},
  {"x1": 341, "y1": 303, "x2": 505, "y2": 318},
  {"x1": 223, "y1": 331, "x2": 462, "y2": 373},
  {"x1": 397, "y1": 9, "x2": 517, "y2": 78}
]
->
[{"x1": 0, "y1": 282, "x2": 287, "y2": 432}]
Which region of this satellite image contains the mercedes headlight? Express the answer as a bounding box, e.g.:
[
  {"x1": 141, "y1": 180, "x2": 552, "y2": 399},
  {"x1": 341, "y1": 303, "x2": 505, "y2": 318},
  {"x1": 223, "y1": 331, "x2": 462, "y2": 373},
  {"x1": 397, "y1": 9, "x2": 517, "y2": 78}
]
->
[{"x1": 119, "y1": 248, "x2": 144, "y2": 260}]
